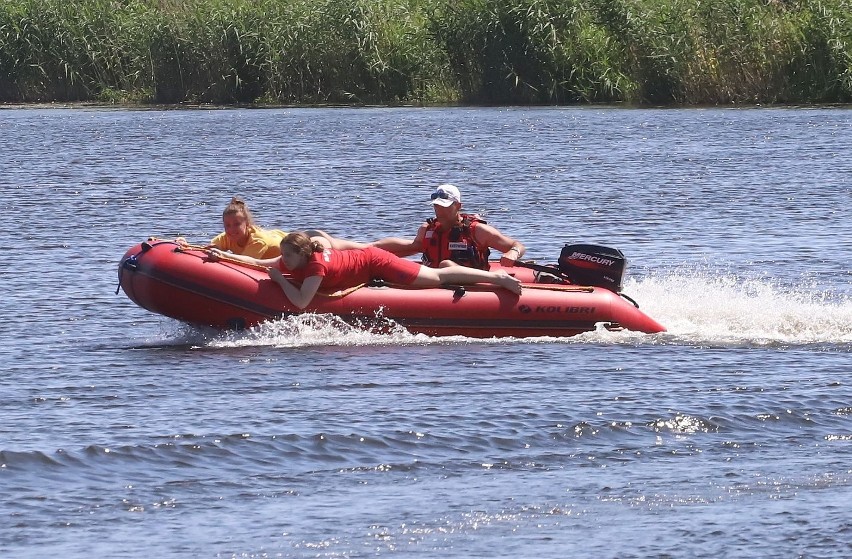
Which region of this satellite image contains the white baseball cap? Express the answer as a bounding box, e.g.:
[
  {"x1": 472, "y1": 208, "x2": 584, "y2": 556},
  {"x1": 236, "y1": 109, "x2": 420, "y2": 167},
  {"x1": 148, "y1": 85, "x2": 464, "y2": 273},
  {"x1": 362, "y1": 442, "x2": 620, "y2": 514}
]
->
[{"x1": 429, "y1": 184, "x2": 461, "y2": 207}]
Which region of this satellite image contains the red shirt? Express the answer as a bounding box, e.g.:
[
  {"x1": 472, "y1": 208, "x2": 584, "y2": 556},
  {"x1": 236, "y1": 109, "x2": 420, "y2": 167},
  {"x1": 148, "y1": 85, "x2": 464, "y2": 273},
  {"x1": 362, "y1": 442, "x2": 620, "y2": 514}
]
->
[{"x1": 279, "y1": 248, "x2": 420, "y2": 289}]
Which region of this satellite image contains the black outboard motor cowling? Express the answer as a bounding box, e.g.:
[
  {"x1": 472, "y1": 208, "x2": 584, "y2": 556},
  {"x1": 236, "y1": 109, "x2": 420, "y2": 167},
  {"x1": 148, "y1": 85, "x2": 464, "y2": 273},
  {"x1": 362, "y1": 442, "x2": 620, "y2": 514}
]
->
[{"x1": 558, "y1": 244, "x2": 627, "y2": 292}]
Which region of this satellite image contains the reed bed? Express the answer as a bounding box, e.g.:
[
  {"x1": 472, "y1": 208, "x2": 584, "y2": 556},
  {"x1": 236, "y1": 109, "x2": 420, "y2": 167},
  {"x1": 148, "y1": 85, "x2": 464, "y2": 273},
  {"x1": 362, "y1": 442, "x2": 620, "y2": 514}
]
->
[{"x1": 1, "y1": 0, "x2": 849, "y2": 105}]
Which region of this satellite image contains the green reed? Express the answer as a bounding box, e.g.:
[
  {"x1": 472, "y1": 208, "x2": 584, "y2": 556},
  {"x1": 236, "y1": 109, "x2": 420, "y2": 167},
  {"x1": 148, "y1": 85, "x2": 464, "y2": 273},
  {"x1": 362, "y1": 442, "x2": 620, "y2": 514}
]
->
[{"x1": 0, "y1": 0, "x2": 849, "y2": 105}]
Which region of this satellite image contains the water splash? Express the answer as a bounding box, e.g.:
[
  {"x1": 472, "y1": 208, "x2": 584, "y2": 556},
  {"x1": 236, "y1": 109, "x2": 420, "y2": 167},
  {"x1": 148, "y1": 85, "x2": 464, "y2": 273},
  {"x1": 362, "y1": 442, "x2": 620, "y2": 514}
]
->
[
  {"x1": 214, "y1": 314, "x2": 427, "y2": 348},
  {"x1": 629, "y1": 270, "x2": 852, "y2": 346},
  {"x1": 149, "y1": 268, "x2": 850, "y2": 350}
]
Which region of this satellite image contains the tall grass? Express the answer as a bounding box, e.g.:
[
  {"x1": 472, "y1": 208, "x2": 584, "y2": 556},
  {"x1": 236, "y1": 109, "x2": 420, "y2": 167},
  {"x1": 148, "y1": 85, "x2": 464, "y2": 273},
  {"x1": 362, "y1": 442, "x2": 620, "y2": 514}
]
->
[
  {"x1": 429, "y1": 0, "x2": 635, "y2": 104},
  {"x1": 0, "y1": 0, "x2": 849, "y2": 105},
  {"x1": 260, "y1": 0, "x2": 439, "y2": 104}
]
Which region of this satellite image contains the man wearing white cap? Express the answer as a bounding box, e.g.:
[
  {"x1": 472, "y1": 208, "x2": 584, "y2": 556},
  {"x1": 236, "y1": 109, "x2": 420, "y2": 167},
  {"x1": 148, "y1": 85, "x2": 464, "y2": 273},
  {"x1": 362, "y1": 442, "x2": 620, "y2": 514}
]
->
[{"x1": 372, "y1": 184, "x2": 526, "y2": 270}]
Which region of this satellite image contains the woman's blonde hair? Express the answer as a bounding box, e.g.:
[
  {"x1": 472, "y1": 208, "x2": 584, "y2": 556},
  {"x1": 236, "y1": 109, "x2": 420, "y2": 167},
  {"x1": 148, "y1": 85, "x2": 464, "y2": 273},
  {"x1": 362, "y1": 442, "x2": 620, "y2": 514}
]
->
[
  {"x1": 222, "y1": 197, "x2": 257, "y2": 228},
  {"x1": 281, "y1": 232, "x2": 324, "y2": 259}
]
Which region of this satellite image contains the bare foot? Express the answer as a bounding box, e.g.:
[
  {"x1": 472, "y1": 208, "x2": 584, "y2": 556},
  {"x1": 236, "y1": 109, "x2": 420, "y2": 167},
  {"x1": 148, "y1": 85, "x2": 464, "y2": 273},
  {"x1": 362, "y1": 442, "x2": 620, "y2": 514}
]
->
[{"x1": 494, "y1": 271, "x2": 523, "y2": 294}]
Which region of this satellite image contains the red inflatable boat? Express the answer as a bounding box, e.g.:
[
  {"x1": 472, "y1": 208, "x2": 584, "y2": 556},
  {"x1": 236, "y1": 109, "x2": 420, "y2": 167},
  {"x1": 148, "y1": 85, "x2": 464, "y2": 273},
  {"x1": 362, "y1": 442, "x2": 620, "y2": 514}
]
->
[{"x1": 117, "y1": 240, "x2": 666, "y2": 338}]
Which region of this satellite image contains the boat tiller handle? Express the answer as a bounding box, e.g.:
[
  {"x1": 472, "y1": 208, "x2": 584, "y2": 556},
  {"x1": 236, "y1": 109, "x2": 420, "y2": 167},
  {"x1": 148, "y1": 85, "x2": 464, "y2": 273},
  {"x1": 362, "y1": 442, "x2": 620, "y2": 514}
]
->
[{"x1": 514, "y1": 260, "x2": 571, "y2": 283}]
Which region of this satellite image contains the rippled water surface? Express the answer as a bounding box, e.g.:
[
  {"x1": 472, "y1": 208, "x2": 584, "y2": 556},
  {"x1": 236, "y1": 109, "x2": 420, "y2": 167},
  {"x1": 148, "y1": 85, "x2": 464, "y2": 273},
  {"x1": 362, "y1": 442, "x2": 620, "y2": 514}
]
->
[{"x1": 1, "y1": 106, "x2": 850, "y2": 558}]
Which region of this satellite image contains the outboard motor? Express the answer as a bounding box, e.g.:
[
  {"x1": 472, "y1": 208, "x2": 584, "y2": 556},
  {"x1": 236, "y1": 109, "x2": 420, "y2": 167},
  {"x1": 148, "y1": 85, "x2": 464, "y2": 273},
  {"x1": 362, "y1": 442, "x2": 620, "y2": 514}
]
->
[{"x1": 558, "y1": 244, "x2": 627, "y2": 292}]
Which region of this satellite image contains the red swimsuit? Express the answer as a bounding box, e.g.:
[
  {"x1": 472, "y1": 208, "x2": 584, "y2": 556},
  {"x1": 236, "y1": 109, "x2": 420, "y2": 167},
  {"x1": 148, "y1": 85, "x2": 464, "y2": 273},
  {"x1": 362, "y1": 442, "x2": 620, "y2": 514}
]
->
[{"x1": 281, "y1": 247, "x2": 421, "y2": 289}]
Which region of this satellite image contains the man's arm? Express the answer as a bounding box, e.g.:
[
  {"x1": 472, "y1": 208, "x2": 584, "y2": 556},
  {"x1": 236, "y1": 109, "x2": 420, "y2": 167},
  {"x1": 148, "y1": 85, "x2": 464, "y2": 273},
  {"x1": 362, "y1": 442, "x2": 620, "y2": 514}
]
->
[
  {"x1": 371, "y1": 224, "x2": 427, "y2": 257},
  {"x1": 474, "y1": 223, "x2": 526, "y2": 266}
]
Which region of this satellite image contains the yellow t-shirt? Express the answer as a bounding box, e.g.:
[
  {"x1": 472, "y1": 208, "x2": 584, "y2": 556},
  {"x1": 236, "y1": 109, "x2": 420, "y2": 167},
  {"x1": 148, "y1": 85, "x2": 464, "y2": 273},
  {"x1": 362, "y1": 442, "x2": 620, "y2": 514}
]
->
[{"x1": 210, "y1": 227, "x2": 287, "y2": 259}]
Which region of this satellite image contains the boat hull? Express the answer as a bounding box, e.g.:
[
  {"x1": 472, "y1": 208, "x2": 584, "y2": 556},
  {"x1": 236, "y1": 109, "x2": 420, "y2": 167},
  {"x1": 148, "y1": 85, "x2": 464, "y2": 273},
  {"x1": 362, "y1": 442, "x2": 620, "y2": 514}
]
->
[{"x1": 118, "y1": 241, "x2": 666, "y2": 337}]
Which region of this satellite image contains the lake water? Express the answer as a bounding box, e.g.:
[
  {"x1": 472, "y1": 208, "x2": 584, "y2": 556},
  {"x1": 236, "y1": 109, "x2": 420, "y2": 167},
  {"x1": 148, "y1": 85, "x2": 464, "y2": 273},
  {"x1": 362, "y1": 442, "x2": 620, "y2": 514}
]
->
[{"x1": 1, "y1": 105, "x2": 850, "y2": 558}]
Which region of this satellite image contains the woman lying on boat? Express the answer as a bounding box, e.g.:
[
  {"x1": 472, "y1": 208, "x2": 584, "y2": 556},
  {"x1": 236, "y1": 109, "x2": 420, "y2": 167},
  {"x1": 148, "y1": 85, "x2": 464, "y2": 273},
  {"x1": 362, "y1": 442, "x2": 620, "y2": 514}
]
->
[
  {"x1": 210, "y1": 231, "x2": 523, "y2": 309},
  {"x1": 177, "y1": 197, "x2": 363, "y2": 258}
]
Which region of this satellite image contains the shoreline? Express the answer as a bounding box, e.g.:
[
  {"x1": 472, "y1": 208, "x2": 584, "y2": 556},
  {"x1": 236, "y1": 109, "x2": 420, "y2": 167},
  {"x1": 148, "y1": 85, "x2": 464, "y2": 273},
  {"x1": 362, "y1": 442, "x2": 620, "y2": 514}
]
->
[{"x1": 4, "y1": 101, "x2": 852, "y2": 111}]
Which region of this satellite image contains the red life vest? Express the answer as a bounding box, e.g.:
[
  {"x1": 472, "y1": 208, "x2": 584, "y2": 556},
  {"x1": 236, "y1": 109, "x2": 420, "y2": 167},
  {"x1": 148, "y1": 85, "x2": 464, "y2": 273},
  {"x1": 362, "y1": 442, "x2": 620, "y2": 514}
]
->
[{"x1": 421, "y1": 214, "x2": 490, "y2": 270}]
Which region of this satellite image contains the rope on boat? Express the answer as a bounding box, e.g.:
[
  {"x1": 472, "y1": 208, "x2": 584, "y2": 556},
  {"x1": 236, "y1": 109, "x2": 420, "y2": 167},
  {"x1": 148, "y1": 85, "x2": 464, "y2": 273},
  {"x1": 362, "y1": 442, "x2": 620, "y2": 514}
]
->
[
  {"x1": 360, "y1": 279, "x2": 595, "y2": 294},
  {"x1": 522, "y1": 284, "x2": 595, "y2": 293},
  {"x1": 316, "y1": 284, "x2": 368, "y2": 299}
]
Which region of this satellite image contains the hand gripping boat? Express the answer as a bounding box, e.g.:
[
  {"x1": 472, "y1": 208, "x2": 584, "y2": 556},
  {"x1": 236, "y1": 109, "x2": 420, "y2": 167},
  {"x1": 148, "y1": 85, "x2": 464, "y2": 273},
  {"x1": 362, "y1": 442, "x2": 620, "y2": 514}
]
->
[{"x1": 117, "y1": 240, "x2": 666, "y2": 338}]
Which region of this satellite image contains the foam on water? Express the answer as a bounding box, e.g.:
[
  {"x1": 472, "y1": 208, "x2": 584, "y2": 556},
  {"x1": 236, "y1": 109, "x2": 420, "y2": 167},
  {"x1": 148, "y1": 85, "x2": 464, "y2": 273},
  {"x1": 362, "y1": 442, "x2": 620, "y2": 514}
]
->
[
  {"x1": 147, "y1": 265, "x2": 850, "y2": 350},
  {"x1": 631, "y1": 270, "x2": 852, "y2": 346},
  {"x1": 168, "y1": 265, "x2": 844, "y2": 350}
]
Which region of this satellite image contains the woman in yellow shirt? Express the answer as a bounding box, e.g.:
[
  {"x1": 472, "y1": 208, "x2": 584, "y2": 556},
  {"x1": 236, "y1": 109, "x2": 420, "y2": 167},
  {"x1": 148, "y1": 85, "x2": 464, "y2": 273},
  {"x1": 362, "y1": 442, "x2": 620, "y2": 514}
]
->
[{"x1": 181, "y1": 197, "x2": 363, "y2": 258}]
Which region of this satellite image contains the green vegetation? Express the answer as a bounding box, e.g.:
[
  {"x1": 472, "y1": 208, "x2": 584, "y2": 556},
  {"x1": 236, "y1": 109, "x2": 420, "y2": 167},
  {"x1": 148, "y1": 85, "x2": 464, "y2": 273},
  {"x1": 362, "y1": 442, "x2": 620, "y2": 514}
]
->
[{"x1": 1, "y1": 0, "x2": 850, "y2": 105}]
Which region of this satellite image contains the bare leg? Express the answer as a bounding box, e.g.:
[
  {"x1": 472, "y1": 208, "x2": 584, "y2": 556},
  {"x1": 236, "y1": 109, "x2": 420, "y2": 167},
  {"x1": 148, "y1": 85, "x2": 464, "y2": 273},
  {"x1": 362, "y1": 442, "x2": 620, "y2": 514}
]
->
[
  {"x1": 330, "y1": 237, "x2": 368, "y2": 250},
  {"x1": 411, "y1": 266, "x2": 522, "y2": 294},
  {"x1": 306, "y1": 229, "x2": 367, "y2": 250}
]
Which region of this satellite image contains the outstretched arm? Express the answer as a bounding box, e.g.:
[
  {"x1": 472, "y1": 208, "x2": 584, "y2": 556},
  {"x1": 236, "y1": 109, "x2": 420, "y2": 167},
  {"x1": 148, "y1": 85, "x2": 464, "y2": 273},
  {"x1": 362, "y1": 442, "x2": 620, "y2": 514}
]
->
[
  {"x1": 371, "y1": 237, "x2": 418, "y2": 256},
  {"x1": 371, "y1": 224, "x2": 427, "y2": 257},
  {"x1": 268, "y1": 270, "x2": 323, "y2": 309},
  {"x1": 209, "y1": 249, "x2": 280, "y2": 267},
  {"x1": 474, "y1": 224, "x2": 526, "y2": 267}
]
